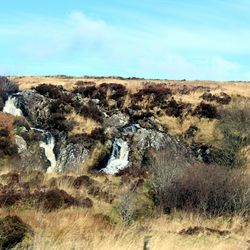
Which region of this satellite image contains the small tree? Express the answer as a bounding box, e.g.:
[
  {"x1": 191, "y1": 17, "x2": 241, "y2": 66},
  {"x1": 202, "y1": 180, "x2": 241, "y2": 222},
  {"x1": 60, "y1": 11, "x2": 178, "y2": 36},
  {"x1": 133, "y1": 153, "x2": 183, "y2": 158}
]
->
[{"x1": 150, "y1": 149, "x2": 189, "y2": 210}]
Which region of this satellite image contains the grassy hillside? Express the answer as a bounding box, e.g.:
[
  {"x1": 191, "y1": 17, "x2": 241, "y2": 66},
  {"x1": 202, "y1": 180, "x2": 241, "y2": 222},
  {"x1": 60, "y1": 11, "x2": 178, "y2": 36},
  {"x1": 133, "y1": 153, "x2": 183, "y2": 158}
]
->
[{"x1": 0, "y1": 76, "x2": 249, "y2": 249}]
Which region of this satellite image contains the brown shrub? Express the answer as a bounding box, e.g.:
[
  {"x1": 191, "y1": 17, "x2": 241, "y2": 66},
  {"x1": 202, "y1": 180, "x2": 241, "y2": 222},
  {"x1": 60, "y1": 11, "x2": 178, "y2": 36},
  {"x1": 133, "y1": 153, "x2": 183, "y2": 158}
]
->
[
  {"x1": 73, "y1": 85, "x2": 97, "y2": 98},
  {"x1": 0, "y1": 215, "x2": 33, "y2": 249},
  {"x1": 134, "y1": 84, "x2": 171, "y2": 100},
  {"x1": 192, "y1": 102, "x2": 218, "y2": 118},
  {"x1": 81, "y1": 197, "x2": 93, "y2": 208},
  {"x1": 0, "y1": 137, "x2": 18, "y2": 156},
  {"x1": 162, "y1": 98, "x2": 188, "y2": 117},
  {"x1": 34, "y1": 84, "x2": 64, "y2": 99},
  {"x1": 48, "y1": 113, "x2": 75, "y2": 132},
  {"x1": 201, "y1": 92, "x2": 231, "y2": 105},
  {"x1": 150, "y1": 150, "x2": 250, "y2": 215},
  {"x1": 0, "y1": 128, "x2": 9, "y2": 137},
  {"x1": 78, "y1": 104, "x2": 103, "y2": 123},
  {"x1": 37, "y1": 189, "x2": 64, "y2": 211},
  {"x1": 72, "y1": 175, "x2": 94, "y2": 189},
  {"x1": 0, "y1": 76, "x2": 19, "y2": 102},
  {"x1": 0, "y1": 191, "x2": 21, "y2": 207},
  {"x1": 95, "y1": 83, "x2": 128, "y2": 101}
]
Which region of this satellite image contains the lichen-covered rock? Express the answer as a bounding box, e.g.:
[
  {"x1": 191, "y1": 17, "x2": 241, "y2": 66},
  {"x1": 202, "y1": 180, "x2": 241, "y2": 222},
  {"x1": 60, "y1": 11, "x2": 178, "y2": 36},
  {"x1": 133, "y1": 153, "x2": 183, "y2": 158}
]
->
[
  {"x1": 15, "y1": 135, "x2": 27, "y2": 153},
  {"x1": 104, "y1": 111, "x2": 130, "y2": 128},
  {"x1": 56, "y1": 140, "x2": 90, "y2": 172},
  {"x1": 20, "y1": 90, "x2": 52, "y2": 127}
]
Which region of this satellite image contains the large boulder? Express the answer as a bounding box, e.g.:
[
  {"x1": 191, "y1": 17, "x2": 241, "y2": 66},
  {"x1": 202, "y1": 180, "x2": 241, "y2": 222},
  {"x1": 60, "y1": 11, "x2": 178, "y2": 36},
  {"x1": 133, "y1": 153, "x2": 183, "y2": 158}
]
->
[{"x1": 104, "y1": 111, "x2": 130, "y2": 128}]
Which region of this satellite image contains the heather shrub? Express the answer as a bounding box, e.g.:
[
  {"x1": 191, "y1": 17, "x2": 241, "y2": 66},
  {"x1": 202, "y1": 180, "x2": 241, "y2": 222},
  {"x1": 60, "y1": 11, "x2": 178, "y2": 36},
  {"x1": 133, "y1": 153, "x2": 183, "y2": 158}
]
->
[
  {"x1": 73, "y1": 85, "x2": 97, "y2": 98},
  {"x1": 0, "y1": 135, "x2": 18, "y2": 157},
  {"x1": 0, "y1": 191, "x2": 21, "y2": 207},
  {"x1": 78, "y1": 104, "x2": 103, "y2": 123},
  {"x1": 0, "y1": 97, "x2": 4, "y2": 111},
  {"x1": 81, "y1": 197, "x2": 93, "y2": 208},
  {"x1": 0, "y1": 215, "x2": 33, "y2": 249},
  {"x1": 0, "y1": 128, "x2": 9, "y2": 137},
  {"x1": 137, "y1": 83, "x2": 171, "y2": 97},
  {"x1": 192, "y1": 102, "x2": 218, "y2": 118},
  {"x1": 162, "y1": 98, "x2": 186, "y2": 117},
  {"x1": 108, "y1": 83, "x2": 128, "y2": 100},
  {"x1": 36, "y1": 189, "x2": 78, "y2": 212},
  {"x1": 0, "y1": 76, "x2": 19, "y2": 98},
  {"x1": 72, "y1": 175, "x2": 94, "y2": 189},
  {"x1": 34, "y1": 84, "x2": 64, "y2": 99},
  {"x1": 133, "y1": 84, "x2": 172, "y2": 102},
  {"x1": 47, "y1": 113, "x2": 74, "y2": 132},
  {"x1": 201, "y1": 92, "x2": 231, "y2": 105}
]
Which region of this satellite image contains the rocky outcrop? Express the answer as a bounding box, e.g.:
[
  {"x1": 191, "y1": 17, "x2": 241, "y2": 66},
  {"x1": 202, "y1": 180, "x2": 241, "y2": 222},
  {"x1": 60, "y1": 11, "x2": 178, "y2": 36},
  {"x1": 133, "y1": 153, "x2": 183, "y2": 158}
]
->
[{"x1": 2, "y1": 81, "x2": 192, "y2": 175}]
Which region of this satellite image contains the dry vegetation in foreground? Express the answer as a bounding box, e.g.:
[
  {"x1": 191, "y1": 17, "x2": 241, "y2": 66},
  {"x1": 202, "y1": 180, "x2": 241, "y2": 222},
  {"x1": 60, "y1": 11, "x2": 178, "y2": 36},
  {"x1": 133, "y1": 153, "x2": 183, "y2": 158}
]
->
[
  {"x1": 0, "y1": 160, "x2": 249, "y2": 250},
  {"x1": 0, "y1": 207, "x2": 249, "y2": 250}
]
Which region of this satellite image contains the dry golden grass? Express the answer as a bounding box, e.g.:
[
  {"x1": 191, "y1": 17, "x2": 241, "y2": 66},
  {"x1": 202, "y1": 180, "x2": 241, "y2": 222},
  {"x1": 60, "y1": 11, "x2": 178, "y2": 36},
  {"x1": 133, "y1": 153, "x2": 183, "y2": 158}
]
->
[
  {"x1": 66, "y1": 111, "x2": 101, "y2": 135},
  {"x1": 0, "y1": 208, "x2": 249, "y2": 250},
  {"x1": 10, "y1": 76, "x2": 250, "y2": 97}
]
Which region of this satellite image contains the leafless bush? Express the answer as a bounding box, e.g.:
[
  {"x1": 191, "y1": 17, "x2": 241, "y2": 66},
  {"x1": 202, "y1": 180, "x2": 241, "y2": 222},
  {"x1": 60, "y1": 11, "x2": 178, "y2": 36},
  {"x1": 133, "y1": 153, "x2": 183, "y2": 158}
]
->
[
  {"x1": 214, "y1": 101, "x2": 250, "y2": 168},
  {"x1": 149, "y1": 149, "x2": 189, "y2": 211},
  {"x1": 118, "y1": 192, "x2": 139, "y2": 225},
  {"x1": 150, "y1": 149, "x2": 250, "y2": 215}
]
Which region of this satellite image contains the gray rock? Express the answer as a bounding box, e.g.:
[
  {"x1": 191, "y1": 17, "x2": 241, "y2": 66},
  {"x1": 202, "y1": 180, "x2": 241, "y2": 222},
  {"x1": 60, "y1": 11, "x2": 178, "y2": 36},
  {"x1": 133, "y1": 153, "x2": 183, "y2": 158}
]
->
[
  {"x1": 15, "y1": 135, "x2": 27, "y2": 153},
  {"x1": 20, "y1": 90, "x2": 52, "y2": 127},
  {"x1": 104, "y1": 112, "x2": 130, "y2": 128},
  {"x1": 56, "y1": 140, "x2": 90, "y2": 172}
]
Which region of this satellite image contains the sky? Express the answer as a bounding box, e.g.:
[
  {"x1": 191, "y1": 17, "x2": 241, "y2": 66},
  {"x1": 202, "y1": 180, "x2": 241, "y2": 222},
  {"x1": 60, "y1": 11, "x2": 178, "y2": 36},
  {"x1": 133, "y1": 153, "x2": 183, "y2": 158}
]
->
[{"x1": 0, "y1": 0, "x2": 250, "y2": 80}]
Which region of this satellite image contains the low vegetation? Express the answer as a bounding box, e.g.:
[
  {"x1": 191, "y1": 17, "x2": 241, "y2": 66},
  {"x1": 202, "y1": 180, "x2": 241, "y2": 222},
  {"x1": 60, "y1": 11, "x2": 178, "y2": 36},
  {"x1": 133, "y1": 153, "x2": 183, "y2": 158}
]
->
[{"x1": 1, "y1": 77, "x2": 250, "y2": 249}]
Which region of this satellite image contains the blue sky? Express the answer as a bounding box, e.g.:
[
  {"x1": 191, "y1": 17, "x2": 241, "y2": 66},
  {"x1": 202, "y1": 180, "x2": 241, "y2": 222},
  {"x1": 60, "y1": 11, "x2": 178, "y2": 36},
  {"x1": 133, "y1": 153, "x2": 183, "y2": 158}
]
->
[{"x1": 0, "y1": 0, "x2": 250, "y2": 80}]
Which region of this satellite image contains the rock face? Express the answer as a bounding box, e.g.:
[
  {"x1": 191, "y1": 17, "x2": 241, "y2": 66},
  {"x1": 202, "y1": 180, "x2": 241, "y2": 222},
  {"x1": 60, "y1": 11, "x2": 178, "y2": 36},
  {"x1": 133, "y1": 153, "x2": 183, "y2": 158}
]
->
[
  {"x1": 20, "y1": 90, "x2": 52, "y2": 128},
  {"x1": 56, "y1": 139, "x2": 90, "y2": 172}
]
